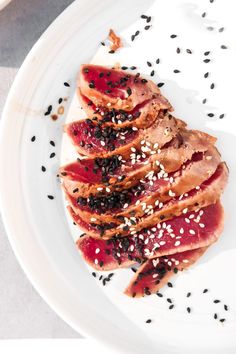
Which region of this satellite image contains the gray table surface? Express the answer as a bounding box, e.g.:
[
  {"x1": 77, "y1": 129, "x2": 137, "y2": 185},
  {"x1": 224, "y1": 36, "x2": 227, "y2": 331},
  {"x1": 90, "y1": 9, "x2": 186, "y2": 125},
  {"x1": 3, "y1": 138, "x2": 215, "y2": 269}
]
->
[{"x1": 0, "y1": 0, "x2": 79, "y2": 339}]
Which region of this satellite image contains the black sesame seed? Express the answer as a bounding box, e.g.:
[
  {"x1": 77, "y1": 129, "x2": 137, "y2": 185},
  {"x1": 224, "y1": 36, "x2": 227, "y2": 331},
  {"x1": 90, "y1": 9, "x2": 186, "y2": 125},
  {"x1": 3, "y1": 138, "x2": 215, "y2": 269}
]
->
[
  {"x1": 187, "y1": 307, "x2": 191, "y2": 313},
  {"x1": 167, "y1": 298, "x2": 172, "y2": 303},
  {"x1": 64, "y1": 82, "x2": 70, "y2": 87},
  {"x1": 187, "y1": 292, "x2": 191, "y2": 297},
  {"x1": 176, "y1": 47, "x2": 181, "y2": 54},
  {"x1": 127, "y1": 87, "x2": 132, "y2": 96},
  {"x1": 219, "y1": 27, "x2": 224, "y2": 32},
  {"x1": 203, "y1": 59, "x2": 210, "y2": 63},
  {"x1": 147, "y1": 61, "x2": 152, "y2": 67},
  {"x1": 204, "y1": 72, "x2": 209, "y2": 78},
  {"x1": 173, "y1": 69, "x2": 180, "y2": 73},
  {"x1": 102, "y1": 279, "x2": 107, "y2": 286},
  {"x1": 146, "y1": 319, "x2": 152, "y2": 323},
  {"x1": 144, "y1": 25, "x2": 151, "y2": 30},
  {"x1": 109, "y1": 50, "x2": 115, "y2": 54},
  {"x1": 219, "y1": 114, "x2": 225, "y2": 119},
  {"x1": 130, "y1": 66, "x2": 137, "y2": 70},
  {"x1": 156, "y1": 58, "x2": 160, "y2": 64},
  {"x1": 150, "y1": 70, "x2": 155, "y2": 77},
  {"x1": 186, "y1": 49, "x2": 192, "y2": 54},
  {"x1": 92, "y1": 272, "x2": 96, "y2": 277},
  {"x1": 208, "y1": 113, "x2": 214, "y2": 117},
  {"x1": 141, "y1": 79, "x2": 148, "y2": 83},
  {"x1": 170, "y1": 34, "x2": 177, "y2": 38},
  {"x1": 156, "y1": 292, "x2": 163, "y2": 297},
  {"x1": 214, "y1": 299, "x2": 220, "y2": 303},
  {"x1": 121, "y1": 66, "x2": 128, "y2": 70},
  {"x1": 221, "y1": 45, "x2": 228, "y2": 49},
  {"x1": 203, "y1": 288, "x2": 208, "y2": 293},
  {"x1": 31, "y1": 136, "x2": 36, "y2": 142},
  {"x1": 167, "y1": 282, "x2": 173, "y2": 288},
  {"x1": 89, "y1": 81, "x2": 95, "y2": 88},
  {"x1": 58, "y1": 97, "x2": 63, "y2": 104},
  {"x1": 202, "y1": 98, "x2": 207, "y2": 104},
  {"x1": 209, "y1": 0, "x2": 214, "y2": 3},
  {"x1": 101, "y1": 41, "x2": 105, "y2": 46},
  {"x1": 224, "y1": 304, "x2": 228, "y2": 311},
  {"x1": 99, "y1": 275, "x2": 103, "y2": 281},
  {"x1": 202, "y1": 12, "x2": 206, "y2": 17},
  {"x1": 207, "y1": 26, "x2": 214, "y2": 31},
  {"x1": 135, "y1": 31, "x2": 140, "y2": 36},
  {"x1": 204, "y1": 51, "x2": 210, "y2": 56},
  {"x1": 169, "y1": 304, "x2": 174, "y2": 310},
  {"x1": 50, "y1": 152, "x2": 56, "y2": 158},
  {"x1": 146, "y1": 16, "x2": 151, "y2": 23},
  {"x1": 220, "y1": 319, "x2": 226, "y2": 323},
  {"x1": 157, "y1": 82, "x2": 164, "y2": 88},
  {"x1": 214, "y1": 313, "x2": 218, "y2": 319},
  {"x1": 41, "y1": 166, "x2": 46, "y2": 172},
  {"x1": 50, "y1": 140, "x2": 55, "y2": 146},
  {"x1": 210, "y1": 83, "x2": 215, "y2": 89},
  {"x1": 47, "y1": 195, "x2": 54, "y2": 200},
  {"x1": 108, "y1": 273, "x2": 114, "y2": 278},
  {"x1": 99, "y1": 261, "x2": 104, "y2": 267},
  {"x1": 44, "y1": 105, "x2": 52, "y2": 116},
  {"x1": 141, "y1": 14, "x2": 148, "y2": 19},
  {"x1": 173, "y1": 267, "x2": 178, "y2": 274},
  {"x1": 131, "y1": 35, "x2": 135, "y2": 42}
]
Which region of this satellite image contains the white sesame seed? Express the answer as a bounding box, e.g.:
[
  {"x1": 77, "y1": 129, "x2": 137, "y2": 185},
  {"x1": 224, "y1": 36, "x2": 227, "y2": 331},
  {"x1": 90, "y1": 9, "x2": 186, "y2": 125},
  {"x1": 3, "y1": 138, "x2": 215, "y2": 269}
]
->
[
  {"x1": 144, "y1": 238, "x2": 149, "y2": 245},
  {"x1": 152, "y1": 259, "x2": 159, "y2": 269},
  {"x1": 199, "y1": 210, "x2": 204, "y2": 216},
  {"x1": 94, "y1": 259, "x2": 98, "y2": 265},
  {"x1": 90, "y1": 217, "x2": 97, "y2": 222},
  {"x1": 199, "y1": 223, "x2": 205, "y2": 228},
  {"x1": 169, "y1": 177, "x2": 174, "y2": 184},
  {"x1": 117, "y1": 252, "x2": 121, "y2": 257},
  {"x1": 159, "y1": 202, "x2": 163, "y2": 208},
  {"x1": 144, "y1": 249, "x2": 151, "y2": 256},
  {"x1": 107, "y1": 102, "x2": 111, "y2": 107},
  {"x1": 175, "y1": 260, "x2": 180, "y2": 265},
  {"x1": 154, "y1": 143, "x2": 159, "y2": 149},
  {"x1": 183, "y1": 259, "x2": 189, "y2": 263},
  {"x1": 106, "y1": 187, "x2": 111, "y2": 193},
  {"x1": 162, "y1": 222, "x2": 166, "y2": 229},
  {"x1": 100, "y1": 141, "x2": 105, "y2": 146},
  {"x1": 97, "y1": 187, "x2": 103, "y2": 191},
  {"x1": 176, "y1": 236, "x2": 182, "y2": 239},
  {"x1": 141, "y1": 140, "x2": 145, "y2": 145},
  {"x1": 175, "y1": 241, "x2": 181, "y2": 246},
  {"x1": 189, "y1": 214, "x2": 195, "y2": 219},
  {"x1": 139, "y1": 234, "x2": 144, "y2": 240},
  {"x1": 170, "y1": 233, "x2": 176, "y2": 238},
  {"x1": 130, "y1": 245, "x2": 134, "y2": 252},
  {"x1": 123, "y1": 203, "x2": 129, "y2": 209},
  {"x1": 151, "y1": 227, "x2": 157, "y2": 232},
  {"x1": 189, "y1": 229, "x2": 196, "y2": 235},
  {"x1": 146, "y1": 141, "x2": 151, "y2": 147},
  {"x1": 167, "y1": 261, "x2": 172, "y2": 266},
  {"x1": 195, "y1": 186, "x2": 200, "y2": 190},
  {"x1": 157, "y1": 223, "x2": 161, "y2": 229},
  {"x1": 184, "y1": 193, "x2": 188, "y2": 197},
  {"x1": 131, "y1": 147, "x2": 136, "y2": 152},
  {"x1": 183, "y1": 208, "x2": 188, "y2": 214},
  {"x1": 155, "y1": 200, "x2": 159, "y2": 206},
  {"x1": 155, "y1": 161, "x2": 160, "y2": 166},
  {"x1": 206, "y1": 155, "x2": 212, "y2": 160},
  {"x1": 131, "y1": 231, "x2": 136, "y2": 235},
  {"x1": 132, "y1": 127, "x2": 138, "y2": 131},
  {"x1": 135, "y1": 200, "x2": 140, "y2": 205},
  {"x1": 180, "y1": 228, "x2": 184, "y2": 234},
  {"x1": 142, "y1": 203, "x2": 147, "y2": 210},
  {"x1": 160, "y1": 241, "x2": 166, "y2": 246},
  {"x1": 185, "y1": 218, "x2": 190, "y2": 223},
  {"x1": 95, "y1": 248, "x2": 100, "y2": 254},
  {"x1": 168, "y1": 190, "x2": 176, "y2": 197}
]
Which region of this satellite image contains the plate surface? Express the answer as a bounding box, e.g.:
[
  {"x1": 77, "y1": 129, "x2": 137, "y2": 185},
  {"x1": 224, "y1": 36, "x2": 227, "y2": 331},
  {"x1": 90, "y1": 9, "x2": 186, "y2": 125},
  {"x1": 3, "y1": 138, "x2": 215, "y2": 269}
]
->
[{"x1": 0, "y1": 0, "x2": 236, "y2": 353}]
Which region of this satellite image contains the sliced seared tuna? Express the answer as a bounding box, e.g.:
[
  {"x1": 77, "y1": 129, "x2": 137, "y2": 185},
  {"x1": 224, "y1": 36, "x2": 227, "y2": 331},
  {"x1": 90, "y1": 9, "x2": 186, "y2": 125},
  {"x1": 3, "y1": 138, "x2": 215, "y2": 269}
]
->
[
  {"x1": 65, "y1": 146, "x2": 221, "y2": 224},
  {"x1": 60, "y1": 129, "x2": 216, "y2": 198},
  {"x1": 124, "y1": 247, "x2": 207, "y2": 297},
  {"x1": 65, "y1": 112, "x2": 185, "y2": 158},
  {"x1": 76, "y1": 202, "x2": 224, "y2": 270},
  {"x1": 68, "y1": 163, "x2": 228, "y2": 238},
  {"x1": 79, "y1": 64, "x2": 172, "y2": 111}
]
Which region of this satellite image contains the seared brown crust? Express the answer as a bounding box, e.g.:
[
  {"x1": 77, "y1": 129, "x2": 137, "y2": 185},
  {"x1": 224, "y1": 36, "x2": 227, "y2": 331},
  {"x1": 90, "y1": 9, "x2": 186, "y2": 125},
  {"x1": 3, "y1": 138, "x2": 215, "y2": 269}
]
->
[
  {"x1": 65, "y1": 146, "x2": 221, "y2": 224},
  {"x1": 71, "y1": 163, "x2": 228, "y2": 238},
  {"x1": 64, "y1": 111, "x2": 186, "y2": 158},
  {"x1": 124, "y1": 247, "x2": 208, "y2": 297},
  {"x1": 78, "y1": 89, "x2": 173, "y2": 129},
  {"x1": 60, "y1": 128, "x2": 217, "y2": 199}
]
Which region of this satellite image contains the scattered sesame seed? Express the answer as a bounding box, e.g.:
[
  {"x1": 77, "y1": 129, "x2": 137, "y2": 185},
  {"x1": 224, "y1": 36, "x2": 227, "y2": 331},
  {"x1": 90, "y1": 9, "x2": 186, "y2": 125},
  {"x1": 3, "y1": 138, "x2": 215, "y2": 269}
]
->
[
  {"x1": 144, "y1": 25, "x2": 151, "y2": 30},
  {"x1": 189, "y1": 229, "x2": 196, "y2": 235},
  {"x1": 176, "y1": 47, "x2": 181, "y2": 54},
  {"x1": 47, "y1": 195, "x2": 54, "y2": 200},
  {"x1": 202, "y1": 12, "x2": 206, "y2": 17},
  {"x1": 214, "y1": 313, "x2": 218, "y2": 319},
  {"x1": 147, "y1": 61, "x2": 152, "y2": 67},
  {"x1": 214, "y1": 299, "x2": 221, "y2": 304},
  {"x1": 92, "y1": 272, "x2": 96, "y2": 277},
  {"x1": 156, "y1": 292, "x2": 163, "y2": 297},
  {"x1": 219, "y1": 114, "x2": 225, "y2": 119},
  {"x1": 95, "y1": 248, "x2": 100, "y2": 254},
  {"x1": 187, "y1": 292, "x2": 191, "y2": 297},
  {"x1": 221, "y1": 45, "x2": 228, "y2": 49},
  {"x1": 210, "y1": 83, "x2": 215, "y2": 89},
  {"x1": 167, "y1": 282, "x2": 173, "y2": 288},
  {"x1": 173, "y1": 69, "x2": 181, "y2": 73},
  {"x1": 202, "y1": 98, "x2": 207, "y2": 104},
  {"x1": 204, "y1": 72, "x2": 209, "y2": 78},
  {"x1": 170, "y1": 34, "x2": 177, "y2": 38},
  {"x1": 150, "y1": 70, "x2": 155, "y2": 77},
  {"x1": 169, "y1": 304, "x2": 174, "y2": 310},
  {"x1": 183, "y1": 208, "x2": 188, "y2": 214},
  {"x1": 146, "y1": 319, "x2": 152, "y2": 323},
  {"x1": 203, "y1": 59, "x2": 210, "y2": 63},
  {"x1": 157, "y1": 82, "x2": 164, "y2": 88},
  {"x1": 41, "y1": 166, "x2": 46, "y2": 172},
  {"x1": 187, "y1": 307, "x2": 191, "y2": 313},
  {"x1": 64, "y1": 82, "x2": 70, "y2": 87},
  {"x1": 31, "y1": 136, "x2": 36, "y2": 142},
  {"x1": 224, "y1": 305, "x2": 228, "y2": 311},
  {"x1": 108, "y1": 50, "x2": 115, "y2": 54},
  {"x1": 220, "y1": 319, "x2": 226, "y2": 323},
  {"x1": 203, "y1": 289, "x2": 208, "y2": 293},
  {"x1": 156, "y1": 58, "x2": 160, "y2": 64},
  {"x1": 175, "y1": 241, "x2": 181, "y2": 246},
  {"x1": 186, "y1": 49, "x2": 192, "y2": 54},
  {"x1": 50, "y1": 152, "x2": 56, "y2": 158}
]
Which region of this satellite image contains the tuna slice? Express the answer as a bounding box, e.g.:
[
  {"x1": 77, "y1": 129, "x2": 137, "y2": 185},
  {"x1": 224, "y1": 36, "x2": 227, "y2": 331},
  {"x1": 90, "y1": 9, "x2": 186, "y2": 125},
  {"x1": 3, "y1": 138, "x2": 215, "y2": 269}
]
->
[
  {"x1": 124, "y1": 247, "x2": 207, "y2": 297},
  {"x1": 65, "y1": 112, "x2": 185, "y2": 158},
  {"x1": 60, "y1": 129, "x2": 216, "y2": 198},
  {"x1": 78, "y1": 64, "x2": 172, "y2": 121},
  {"x1": 69, "y1": 163, "x2": 228, "y2": 238},
  {"x1": 76, "y1": 201, "x2": 224, "y2": 270},
  {"x1": 65, "y1": 146, "x2": 221, "y2": 224},
  {"x1": 79, "y1": 91, "x2": 171, "y2": 129}
]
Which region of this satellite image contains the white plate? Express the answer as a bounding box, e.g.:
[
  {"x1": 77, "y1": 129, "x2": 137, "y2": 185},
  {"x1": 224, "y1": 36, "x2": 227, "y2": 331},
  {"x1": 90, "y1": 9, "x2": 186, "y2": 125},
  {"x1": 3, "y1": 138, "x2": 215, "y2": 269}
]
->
[{"x1": 0, "y1": 0, "x2": 236, "y2": 353}]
